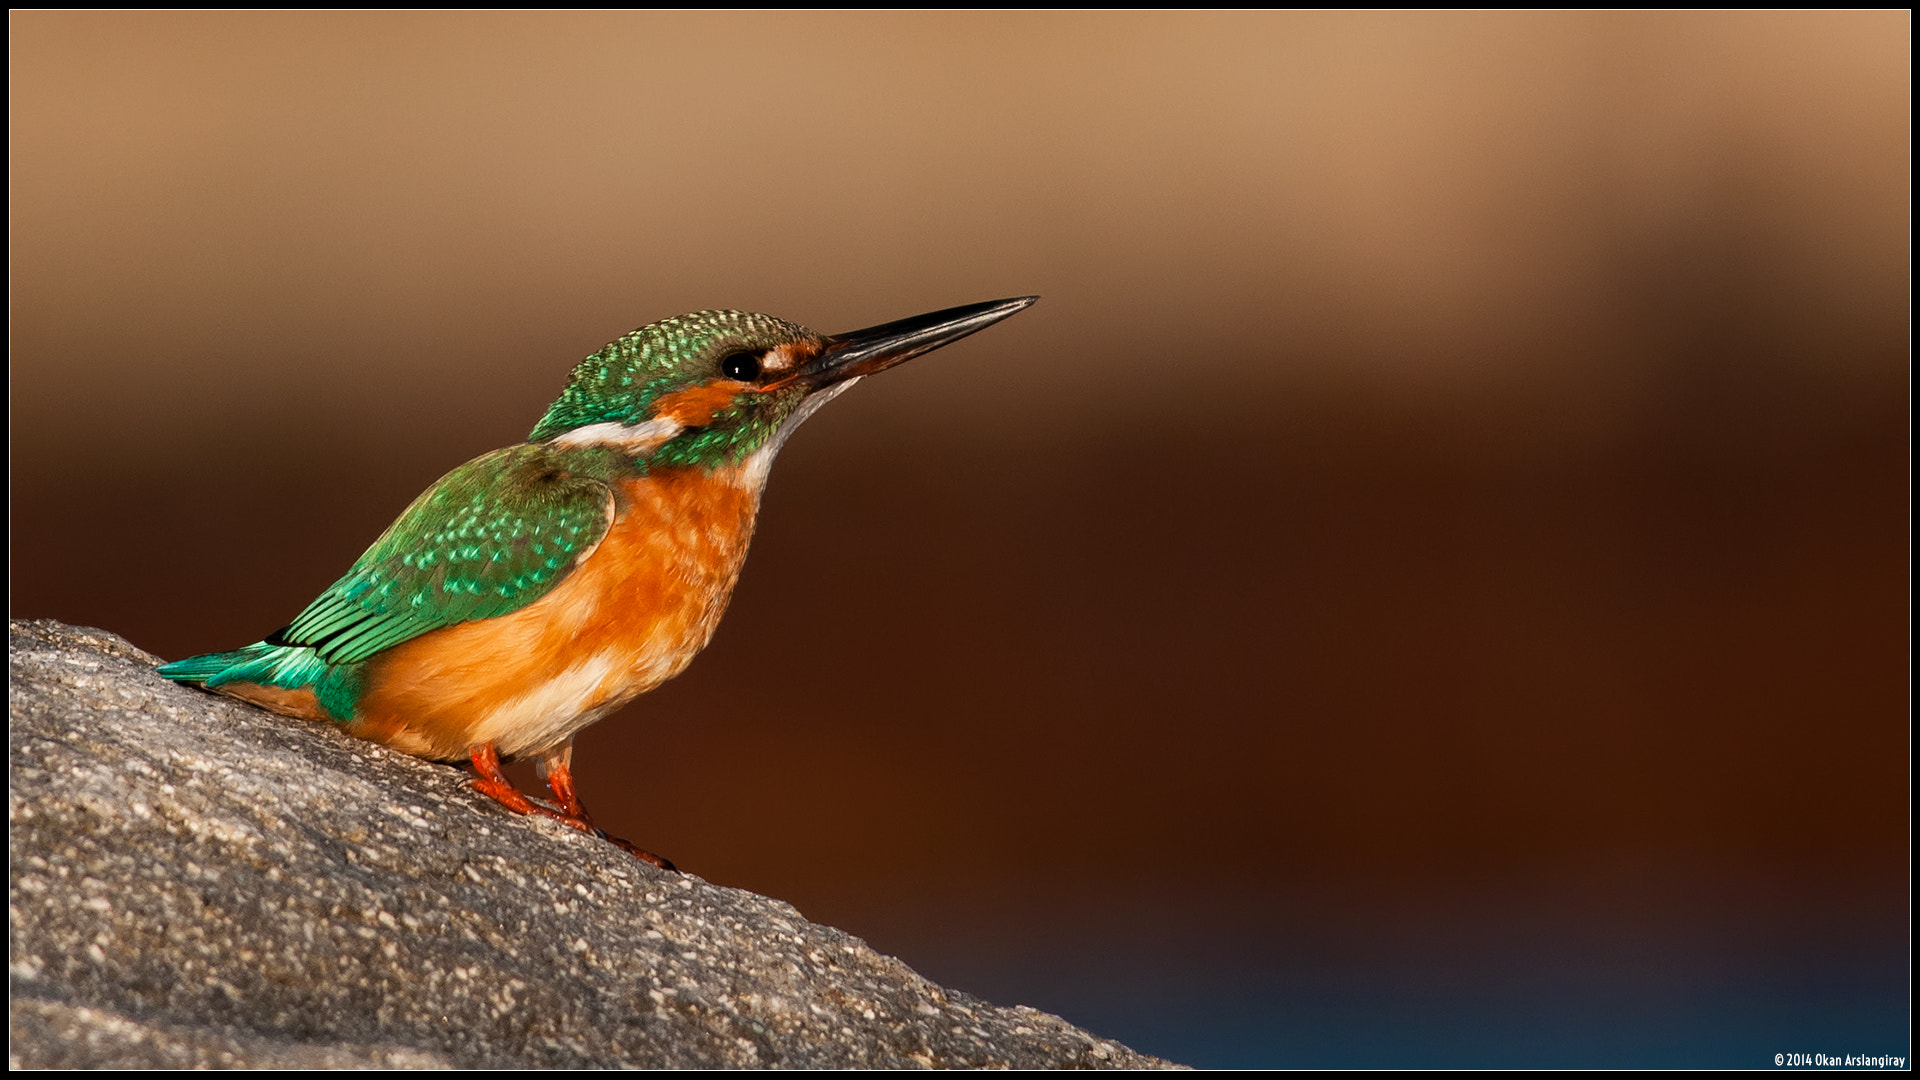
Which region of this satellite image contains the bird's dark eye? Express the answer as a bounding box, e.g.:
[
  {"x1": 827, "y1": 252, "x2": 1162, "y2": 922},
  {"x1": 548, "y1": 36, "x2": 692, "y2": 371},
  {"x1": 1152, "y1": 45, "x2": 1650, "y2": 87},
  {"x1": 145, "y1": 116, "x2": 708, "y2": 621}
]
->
[{"x1": 720, "y1": 351, "x2": 762, "y2": 381}]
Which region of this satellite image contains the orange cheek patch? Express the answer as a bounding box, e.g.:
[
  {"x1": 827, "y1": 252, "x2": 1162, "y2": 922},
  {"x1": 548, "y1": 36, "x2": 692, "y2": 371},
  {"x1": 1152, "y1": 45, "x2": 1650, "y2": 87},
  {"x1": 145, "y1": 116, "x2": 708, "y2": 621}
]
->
[{"x1": 649, "y1": 381, "x2": 749, "y2": 427}]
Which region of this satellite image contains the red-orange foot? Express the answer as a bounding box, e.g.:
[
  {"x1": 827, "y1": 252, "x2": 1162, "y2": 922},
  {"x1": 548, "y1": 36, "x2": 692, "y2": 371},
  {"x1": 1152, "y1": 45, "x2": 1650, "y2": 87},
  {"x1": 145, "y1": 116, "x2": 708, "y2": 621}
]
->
[{"x1": 467, "y1": 744, "x2": 677, "y2": 871}]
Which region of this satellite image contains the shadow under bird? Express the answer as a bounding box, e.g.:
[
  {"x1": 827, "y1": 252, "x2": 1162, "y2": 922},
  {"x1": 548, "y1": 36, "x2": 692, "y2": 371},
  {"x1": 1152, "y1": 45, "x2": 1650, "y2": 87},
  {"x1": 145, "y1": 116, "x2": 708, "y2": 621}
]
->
[{"x1": 158, "y1": 297, "x2": 1039, "y2": 869}]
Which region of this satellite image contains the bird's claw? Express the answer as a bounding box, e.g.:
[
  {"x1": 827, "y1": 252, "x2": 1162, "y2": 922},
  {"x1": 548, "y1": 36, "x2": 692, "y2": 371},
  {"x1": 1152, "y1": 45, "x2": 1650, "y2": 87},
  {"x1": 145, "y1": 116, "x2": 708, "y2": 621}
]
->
[
  {"x1": 466, "y1": 744, "x2": 677, "y2": 871},
  {"x1": 594, "y1": 829, "x2": 678, "y2": 871}
]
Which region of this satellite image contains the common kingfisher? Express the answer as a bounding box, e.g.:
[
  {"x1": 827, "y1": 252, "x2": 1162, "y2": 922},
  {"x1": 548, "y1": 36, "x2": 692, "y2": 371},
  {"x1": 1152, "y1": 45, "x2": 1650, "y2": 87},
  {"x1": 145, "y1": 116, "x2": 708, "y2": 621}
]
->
[{"x1": 158, "y1": 297, "x2": 1038, "y2": 869}]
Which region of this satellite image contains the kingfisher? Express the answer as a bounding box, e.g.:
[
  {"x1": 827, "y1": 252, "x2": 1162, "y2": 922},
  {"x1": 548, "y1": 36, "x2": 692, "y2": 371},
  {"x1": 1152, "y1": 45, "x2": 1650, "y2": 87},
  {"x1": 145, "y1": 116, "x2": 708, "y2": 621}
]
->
[{"x1": 157, "y1": 297, "x2": 1037, "y2": 870}]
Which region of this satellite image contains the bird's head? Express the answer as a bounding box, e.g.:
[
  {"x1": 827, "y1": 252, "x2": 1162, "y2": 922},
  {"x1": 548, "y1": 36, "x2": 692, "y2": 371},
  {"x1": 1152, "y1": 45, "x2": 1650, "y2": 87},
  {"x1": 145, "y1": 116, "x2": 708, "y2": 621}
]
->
[{"x1": 529, "y1": 298, "x2": 1037, "y2": 480}]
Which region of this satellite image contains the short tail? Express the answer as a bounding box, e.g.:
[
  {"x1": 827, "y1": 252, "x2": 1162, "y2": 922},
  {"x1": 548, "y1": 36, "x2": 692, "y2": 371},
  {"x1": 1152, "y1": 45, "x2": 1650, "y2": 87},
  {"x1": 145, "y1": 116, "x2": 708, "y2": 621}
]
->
[{"x1": 155, "y1": 641, "x2": 329, "y2": 691}]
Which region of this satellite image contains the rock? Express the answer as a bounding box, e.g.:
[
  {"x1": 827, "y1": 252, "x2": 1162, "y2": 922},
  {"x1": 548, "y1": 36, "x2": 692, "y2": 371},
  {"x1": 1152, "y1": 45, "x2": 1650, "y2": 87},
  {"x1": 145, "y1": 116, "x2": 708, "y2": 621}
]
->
[{"x1": 8, "y1": 619, "x2": 1175, "y2": 1069}]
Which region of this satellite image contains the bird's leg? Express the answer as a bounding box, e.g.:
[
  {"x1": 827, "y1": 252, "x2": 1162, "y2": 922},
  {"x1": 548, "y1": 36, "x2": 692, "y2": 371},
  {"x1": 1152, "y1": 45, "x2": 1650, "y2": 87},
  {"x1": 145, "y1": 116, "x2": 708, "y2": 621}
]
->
[
  {"x1": 467, "y1": 742, "x2": 542, "y2": 816},
  {"x1": 466, "y1": 743, "x2": 676, "y2": 871},
  {"x1": 466, "y1": 745, "x2": 591, "y2": 826},
  {"x1": 535, "y1": 742, "x2": 592, "y2": 821},
  {"x1": 536, "y1": 744, "x2": 678, "y2": 873}
]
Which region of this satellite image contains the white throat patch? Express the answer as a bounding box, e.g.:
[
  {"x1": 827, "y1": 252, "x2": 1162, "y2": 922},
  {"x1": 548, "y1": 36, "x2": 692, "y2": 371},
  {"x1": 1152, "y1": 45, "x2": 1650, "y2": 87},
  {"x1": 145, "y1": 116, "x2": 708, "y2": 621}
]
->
[{"x1": 736, "y1": 377, "x2": 862, "y2": 490}]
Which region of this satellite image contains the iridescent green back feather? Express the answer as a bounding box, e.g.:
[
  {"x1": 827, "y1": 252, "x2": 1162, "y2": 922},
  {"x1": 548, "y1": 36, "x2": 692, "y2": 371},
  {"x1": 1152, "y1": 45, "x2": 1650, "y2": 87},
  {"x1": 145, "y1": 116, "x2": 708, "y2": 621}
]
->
[
  {"x1": 158, "y1": 444, "x2": 619, "y2": 712},
  {"x1": 278, "y1": 444, "x2": 616, "y2": 664}
]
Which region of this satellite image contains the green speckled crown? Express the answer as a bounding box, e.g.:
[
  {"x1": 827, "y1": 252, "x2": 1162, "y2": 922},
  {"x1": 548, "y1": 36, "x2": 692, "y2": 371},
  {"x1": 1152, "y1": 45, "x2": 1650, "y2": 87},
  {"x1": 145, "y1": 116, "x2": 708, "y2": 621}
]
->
[{"x1": 528, "y1": 310, "x2": 820, "y2": 469}]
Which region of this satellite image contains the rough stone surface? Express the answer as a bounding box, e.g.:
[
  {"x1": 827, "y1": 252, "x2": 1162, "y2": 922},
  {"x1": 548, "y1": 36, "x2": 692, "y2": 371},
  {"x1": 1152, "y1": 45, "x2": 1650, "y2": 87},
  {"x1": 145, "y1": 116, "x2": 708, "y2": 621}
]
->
[{"x1": 9, "y1": 619, "x2": 1175, "y2": 1069}]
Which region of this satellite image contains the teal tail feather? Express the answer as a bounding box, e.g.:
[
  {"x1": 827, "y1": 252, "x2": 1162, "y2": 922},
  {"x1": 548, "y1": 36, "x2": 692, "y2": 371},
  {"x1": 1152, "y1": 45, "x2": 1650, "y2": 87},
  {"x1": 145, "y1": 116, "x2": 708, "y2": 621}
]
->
[
  {"x1": 156, "y1": 641, "x2": 330, "y2": 690},
  {"x1": 157, "y1": 639, "x2": 363, "y2": 722}
]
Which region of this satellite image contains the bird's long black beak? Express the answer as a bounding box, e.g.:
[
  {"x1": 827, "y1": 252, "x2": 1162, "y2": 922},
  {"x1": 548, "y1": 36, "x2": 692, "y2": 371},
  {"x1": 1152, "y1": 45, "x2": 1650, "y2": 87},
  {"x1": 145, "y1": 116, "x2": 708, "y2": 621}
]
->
[{"x1": 802, "y1": 296, "x2": 1039, "y2": 391}]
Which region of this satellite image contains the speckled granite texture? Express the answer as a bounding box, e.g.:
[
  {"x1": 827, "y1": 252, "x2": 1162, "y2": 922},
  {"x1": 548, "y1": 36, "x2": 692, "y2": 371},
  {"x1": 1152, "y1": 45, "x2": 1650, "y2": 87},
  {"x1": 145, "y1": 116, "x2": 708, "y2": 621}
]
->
[{"x1": 9, "y1": 619, "x2": 1175, "y2": 1069}]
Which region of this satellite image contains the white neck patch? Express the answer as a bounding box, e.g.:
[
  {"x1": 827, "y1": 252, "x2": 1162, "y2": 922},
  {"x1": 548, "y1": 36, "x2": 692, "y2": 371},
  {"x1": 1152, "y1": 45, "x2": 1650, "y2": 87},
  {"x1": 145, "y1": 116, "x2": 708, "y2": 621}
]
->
[{"x1": 551, "y1": 417, "x2": 682, "y2": 452}]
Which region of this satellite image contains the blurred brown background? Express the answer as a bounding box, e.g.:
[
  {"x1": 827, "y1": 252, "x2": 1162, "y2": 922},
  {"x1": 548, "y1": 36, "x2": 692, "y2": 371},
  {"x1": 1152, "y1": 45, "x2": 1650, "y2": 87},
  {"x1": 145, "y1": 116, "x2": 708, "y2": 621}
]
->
[{"x1": 11, "y1": 12, "x2": 1907, "y2": 1066}]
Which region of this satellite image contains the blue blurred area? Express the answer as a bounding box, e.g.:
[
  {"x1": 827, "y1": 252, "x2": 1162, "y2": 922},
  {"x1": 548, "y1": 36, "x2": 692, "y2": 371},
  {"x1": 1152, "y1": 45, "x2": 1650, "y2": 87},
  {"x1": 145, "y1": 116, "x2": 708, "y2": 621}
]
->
[{"x1": 880, "y1": 869, "x2": 1908, "y2": 1069}]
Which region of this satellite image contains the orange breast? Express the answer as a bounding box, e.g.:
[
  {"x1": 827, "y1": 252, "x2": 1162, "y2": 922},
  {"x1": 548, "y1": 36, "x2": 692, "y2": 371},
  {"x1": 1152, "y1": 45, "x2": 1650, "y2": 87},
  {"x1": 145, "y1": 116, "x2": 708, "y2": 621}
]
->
[{"x1": 346, "y1": 468, "x2": 760, "y2": 761}]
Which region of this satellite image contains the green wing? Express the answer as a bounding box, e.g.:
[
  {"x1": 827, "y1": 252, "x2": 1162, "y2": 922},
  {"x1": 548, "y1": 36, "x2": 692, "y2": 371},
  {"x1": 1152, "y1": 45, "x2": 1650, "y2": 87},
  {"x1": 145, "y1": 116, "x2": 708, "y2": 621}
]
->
[{"x1": 275, "y1": 444, "x2": 616, "y2": 665}]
